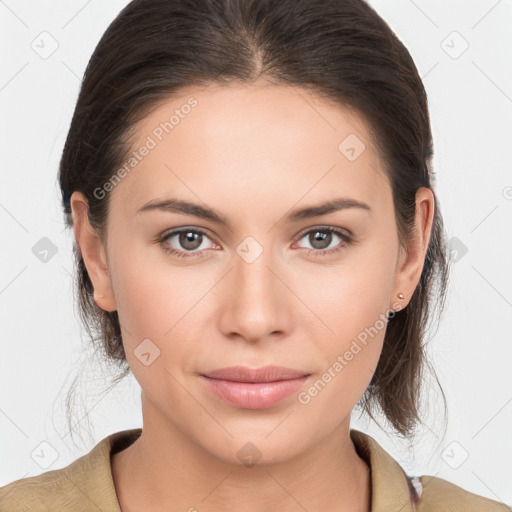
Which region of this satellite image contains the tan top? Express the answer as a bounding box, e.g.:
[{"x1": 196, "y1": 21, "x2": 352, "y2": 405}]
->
[{"x1": 0, "y1": 428, "x2": 509, "y2": 511}]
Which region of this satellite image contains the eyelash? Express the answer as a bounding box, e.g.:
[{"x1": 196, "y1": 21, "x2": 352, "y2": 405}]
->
[{"x1": 156, "y1": 226, "x2": 352, "y2": 259}]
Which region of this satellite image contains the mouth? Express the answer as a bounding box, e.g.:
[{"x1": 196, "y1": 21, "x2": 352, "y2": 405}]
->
[
  {"x1": 200, "y1": 366, "x2": 311, "y2": 409},
  {"x1": 200, "y1": 365, "x2": 310, "y2": 383}
]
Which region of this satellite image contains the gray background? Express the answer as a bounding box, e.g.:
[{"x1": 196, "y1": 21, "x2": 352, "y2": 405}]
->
[{"x1": 0, "y1": 0, "x2": 511, "y2": 505}]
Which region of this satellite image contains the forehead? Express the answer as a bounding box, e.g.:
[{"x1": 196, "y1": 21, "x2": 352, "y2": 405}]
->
[{"x1": 109, "y1": 82, "x2": 390, "y2": 217}]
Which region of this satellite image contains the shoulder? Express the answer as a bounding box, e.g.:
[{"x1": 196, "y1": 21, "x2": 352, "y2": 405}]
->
[
  {"x1": 0, "y1": 429, "x2": 141, "y2": 512},
  {"x1": 350, "y1": 428, "x2": 510, "y2": 512},
  {"x1": 417, "y1": 474, "x2": 511, "y2": 512},
  {"x1": 0, "y1": 465, "x2": 83, "y2": 511}
]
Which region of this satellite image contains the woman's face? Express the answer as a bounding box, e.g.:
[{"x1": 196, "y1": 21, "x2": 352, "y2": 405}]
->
[{"x1": 73, "y1": 81, "x2": 432, "y2": 465}]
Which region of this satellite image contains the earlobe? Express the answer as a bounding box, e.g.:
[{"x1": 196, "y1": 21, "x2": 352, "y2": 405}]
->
[{"x1": 70, "y1": 191, "x2": 117, "y2": 312}]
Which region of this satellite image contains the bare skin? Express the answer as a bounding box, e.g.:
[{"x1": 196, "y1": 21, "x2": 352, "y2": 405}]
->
[{"x1": 71, "y1": 80, "x2": 434, "y2": 512}]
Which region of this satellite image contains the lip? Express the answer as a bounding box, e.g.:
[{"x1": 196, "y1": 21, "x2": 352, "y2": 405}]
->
[
  {"x1": 200, "y1": 366, "x2": 310, "y2": 409},
  {"x1": 201, "y1": 365, "x2": 309, "y2": 383}
]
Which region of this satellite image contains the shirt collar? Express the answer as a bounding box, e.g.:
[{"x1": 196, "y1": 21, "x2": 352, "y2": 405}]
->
[
  {"x1": 69, "y1": 427, "x2": 415, "y2": 512},
  {"x1": 350, "y1": 429, "x2": 416, "y2": 512}
]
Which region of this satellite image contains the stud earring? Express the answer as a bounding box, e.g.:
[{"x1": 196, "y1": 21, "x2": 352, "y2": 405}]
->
[{"x1": 391, "y1": 292, "x2": 405, "y2": 314}]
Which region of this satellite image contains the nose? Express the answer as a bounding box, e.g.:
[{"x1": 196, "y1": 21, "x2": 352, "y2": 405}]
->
[{"x1": 218, "y1": 238, "x2": 292, "y2": 343}]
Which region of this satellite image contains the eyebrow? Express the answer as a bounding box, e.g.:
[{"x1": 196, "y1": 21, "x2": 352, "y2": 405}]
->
[{"x1": 136, "y1": 196, "x2": 371, "y2": 228}]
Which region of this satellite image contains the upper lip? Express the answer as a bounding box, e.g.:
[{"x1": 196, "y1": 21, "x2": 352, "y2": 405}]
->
[{"x1": 201, "y1": 365, "x2": 310, "y2": 383}]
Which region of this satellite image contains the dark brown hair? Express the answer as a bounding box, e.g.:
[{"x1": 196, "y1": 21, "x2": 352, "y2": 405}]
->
[{"x1": 59, "y1": 0, "x2": 450, "y2": 443}]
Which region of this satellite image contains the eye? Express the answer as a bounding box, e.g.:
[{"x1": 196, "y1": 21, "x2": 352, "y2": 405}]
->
[
  {"x1": 294, "y1": 226, "x2": 352, "y2": 257},
  {"x1": 157, "y1": 227, "x2": 217, "y2": 259},
  {"x1": 155, "y1": 225, "x2": 352, "y2": 260}
]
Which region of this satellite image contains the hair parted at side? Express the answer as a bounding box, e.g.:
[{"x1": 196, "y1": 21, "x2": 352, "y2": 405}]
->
[{"x1": 59, "y1": 0, "x2": 450, "y2": 441}]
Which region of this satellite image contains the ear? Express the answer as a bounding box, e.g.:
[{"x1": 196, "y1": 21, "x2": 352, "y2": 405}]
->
[
  {"x1": 391, "y1": 187, "x2": 435, "y2": 311},
  {"x1": 70, "y1": 191, "x2": 117, "y2": 312}
]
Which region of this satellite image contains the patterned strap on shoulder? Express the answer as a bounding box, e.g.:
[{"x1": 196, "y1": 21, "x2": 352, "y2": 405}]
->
[{"x1": 407, "y1": 475, "x2": 423, "y2": 510}]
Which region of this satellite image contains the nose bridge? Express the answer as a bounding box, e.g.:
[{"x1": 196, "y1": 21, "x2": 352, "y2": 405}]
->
[
  {"x1": 235, "y1": 234, "x2": 278, "y2": 301},
  {"x1": 225, "y1": 234, "x2": 285, "y2": 339}
]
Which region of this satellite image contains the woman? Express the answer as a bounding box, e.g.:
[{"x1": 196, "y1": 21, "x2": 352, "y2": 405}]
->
[{"x1": 0, "y1": 0, "x2": 509, "y2": 510}]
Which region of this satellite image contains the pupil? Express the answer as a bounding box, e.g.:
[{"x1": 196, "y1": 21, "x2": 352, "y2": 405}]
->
[
  {"x1": 311, "y1": 230, "x2": 330, "y2": 249},
  {"x1": 181, "y1": 231, "x2": 200, "y2": 249}
]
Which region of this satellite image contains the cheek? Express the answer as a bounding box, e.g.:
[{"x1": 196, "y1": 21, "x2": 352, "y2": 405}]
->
[
  {"x1": 108, "y1": 243, "x2": 214, "y2": 373},
  {"x1": 298, "y1": 289, "x2": 388, "y2": 418},
  {"x1": 107, "y1": 240, "x2": 182, "y2": 344},
  {"x1": 301, "y1": 236, "x2": 397, "y2": 334},
  {"x1": 296, "y1": 240, "x2": 396, "y2": 405},
  {"x1": 112, "y1": 264, "x2": 176, "y2": 337}
]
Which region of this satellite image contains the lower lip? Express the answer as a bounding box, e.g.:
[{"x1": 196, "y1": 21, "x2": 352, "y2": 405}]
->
[{"x1": 200, "y1": 375, "x2": 309, "y2": 409}]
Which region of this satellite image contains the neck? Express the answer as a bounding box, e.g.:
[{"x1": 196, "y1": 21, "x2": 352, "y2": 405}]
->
[{"x1": 111, "y1": 399, "x2": 371, "y2": 512}]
